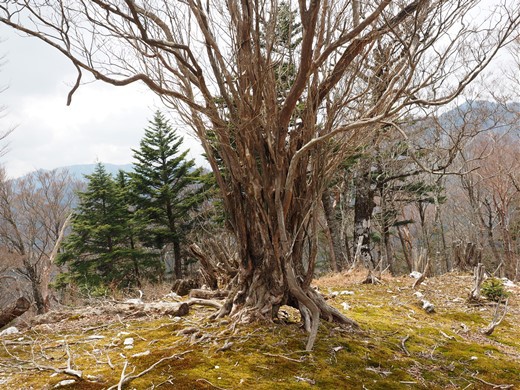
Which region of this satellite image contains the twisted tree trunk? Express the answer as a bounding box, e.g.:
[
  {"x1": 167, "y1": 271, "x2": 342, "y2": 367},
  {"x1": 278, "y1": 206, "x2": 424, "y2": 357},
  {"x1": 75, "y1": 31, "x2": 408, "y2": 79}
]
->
[{"x1": 211, "y1": 163, "x2": 358, "y2": 351}]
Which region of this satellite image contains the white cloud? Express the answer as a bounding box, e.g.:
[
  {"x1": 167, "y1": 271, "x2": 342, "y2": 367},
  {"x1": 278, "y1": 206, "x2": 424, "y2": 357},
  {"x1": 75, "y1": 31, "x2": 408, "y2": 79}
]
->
[{"x1": 0, "y1": 27, "x2": 204, "y2": 178}]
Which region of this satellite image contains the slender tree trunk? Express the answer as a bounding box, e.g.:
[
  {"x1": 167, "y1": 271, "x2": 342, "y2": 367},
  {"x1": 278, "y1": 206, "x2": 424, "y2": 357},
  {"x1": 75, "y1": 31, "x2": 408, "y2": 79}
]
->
[
  {"x1": 397, "y1": 224, "x2": 413, "y2": 273},
  {"x1": 379, "y1": 186, "x2": 395, "y2": 274},
  {"x1": 497, "y1": 208, "x2": 516, "y2": 280},
  {"x1": 418, "y1": 202, "x2": 431, "y2": 257},
  {"x1": 322, "y1": 189, "x2": 344, "y2": 272},
  {"x1": 353, "y1": 163, "x2": 375, "y2": 268},
  {"x1": 382, "y1": 223, "x2": 394, "y2": 274},
  {"x1": 129, "y1": 237, "x2": 142, "y2": 287},
  {"x1": 463, "y1": 179, "x2": 502, "y2": 274},
  {"x1": 433, "y1": 187, "x2": 450, "y2": 273},
  {"x1": 22, "y1": 259, "x2": 47, "y2": 315},
  {"x1": 173, "y1": 238, "x2": 182, "y2": 280},
  {"x1": 480, "y1": 199, "x2": 503, "y2": 275}
]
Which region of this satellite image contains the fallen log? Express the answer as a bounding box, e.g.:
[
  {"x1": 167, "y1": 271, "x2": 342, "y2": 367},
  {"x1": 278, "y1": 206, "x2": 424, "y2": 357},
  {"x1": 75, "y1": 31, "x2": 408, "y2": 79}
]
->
[{"x1": 189, "y1": 289, "x2": 229, "y2": 300}]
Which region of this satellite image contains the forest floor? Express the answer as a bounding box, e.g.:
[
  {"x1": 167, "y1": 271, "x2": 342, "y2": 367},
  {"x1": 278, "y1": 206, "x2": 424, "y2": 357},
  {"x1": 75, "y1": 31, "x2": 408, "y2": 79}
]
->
[{"x1": 0, "y1": 271, "x2": 519, "y2": 389}]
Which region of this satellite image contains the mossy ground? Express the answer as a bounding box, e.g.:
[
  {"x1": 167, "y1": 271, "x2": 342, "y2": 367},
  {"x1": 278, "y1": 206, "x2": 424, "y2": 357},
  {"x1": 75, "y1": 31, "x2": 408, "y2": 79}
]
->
[{"x1": 1, "y1": 272, "x2": 519, "y2": 389}]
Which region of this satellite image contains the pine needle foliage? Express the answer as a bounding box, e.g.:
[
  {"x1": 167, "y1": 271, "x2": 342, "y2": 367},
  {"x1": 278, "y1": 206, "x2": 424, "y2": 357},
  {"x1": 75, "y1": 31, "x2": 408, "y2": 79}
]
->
[
  {"x1": 57, "y1": 163, "x2": 160, "y2": 291},
  {"x1": 129, "y1": 111, "x2": 209, "y2": 279}
]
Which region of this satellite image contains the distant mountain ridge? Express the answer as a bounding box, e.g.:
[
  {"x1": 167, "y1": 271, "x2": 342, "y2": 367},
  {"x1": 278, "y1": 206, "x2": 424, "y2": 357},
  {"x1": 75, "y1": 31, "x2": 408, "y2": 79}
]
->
[
  {"x1": 61, "y1": 163, "x2": 134, "y2": 180},
  {"x1": 20, "y1": 163, "x2": 134, "y2": 181}
]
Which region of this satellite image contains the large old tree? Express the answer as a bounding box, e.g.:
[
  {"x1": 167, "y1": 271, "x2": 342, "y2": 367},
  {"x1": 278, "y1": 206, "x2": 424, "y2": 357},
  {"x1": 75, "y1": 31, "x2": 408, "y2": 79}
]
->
[{"x1": 2, "y1": 1, "x2": 518, "y2": 349}]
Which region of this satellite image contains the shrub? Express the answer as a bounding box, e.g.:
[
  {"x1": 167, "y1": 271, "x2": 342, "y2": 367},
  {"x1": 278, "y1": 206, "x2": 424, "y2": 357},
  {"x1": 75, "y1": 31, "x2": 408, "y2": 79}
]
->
[{"x1": 481, "y1": 278, "x2": 509, "y2": 302}]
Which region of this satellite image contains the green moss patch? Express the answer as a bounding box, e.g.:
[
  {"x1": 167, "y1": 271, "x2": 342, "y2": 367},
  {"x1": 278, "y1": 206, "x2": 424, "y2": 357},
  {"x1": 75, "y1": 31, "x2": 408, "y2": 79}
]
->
[{"x1": 1, "y1": 273, "x2": 519, "y2": 389}]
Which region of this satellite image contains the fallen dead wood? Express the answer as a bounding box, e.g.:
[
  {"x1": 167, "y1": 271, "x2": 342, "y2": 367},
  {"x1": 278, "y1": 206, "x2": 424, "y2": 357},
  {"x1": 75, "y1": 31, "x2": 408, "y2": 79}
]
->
[
  {"x1": 106, "y1": 350, "x2": 192, "y2": 390},
  {"x1": 28, "y1": 301, "x2": 191, "y2": 328},
  {"x1": 185, "y1": 298, "x2": 222, "y2": 310},
  {"x1": 472, "y1": 374, "x2": 514, "y2": 389},
  {"x1": 413, "y1": 259, "x2": 430, "y2": 289},
  {"x1": 135, "y1": 302, "x2": 190, "y2": 317},
  {"x1": 400, "y1": 335, "x2": 410, "y2": 356},
  {"x1": 469, "y1": 263, "x2": 485, "y2": 302},
  {"x1": 482, "y1": 299, "x2": 509, "y2": 336},
  {"x1": 189, "y1": 289, "x2": 229, "y2": 300}
]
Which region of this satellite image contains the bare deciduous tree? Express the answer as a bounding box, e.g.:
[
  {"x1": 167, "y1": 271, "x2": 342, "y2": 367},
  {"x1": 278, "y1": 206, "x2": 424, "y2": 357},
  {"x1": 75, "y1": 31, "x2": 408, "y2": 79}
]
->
[
  {"x1": 2, "y1": 1, "x2": 519, "y2": 349},
  {"x1": 0, "y1": 168, "x2": 77, "y2": 314}
]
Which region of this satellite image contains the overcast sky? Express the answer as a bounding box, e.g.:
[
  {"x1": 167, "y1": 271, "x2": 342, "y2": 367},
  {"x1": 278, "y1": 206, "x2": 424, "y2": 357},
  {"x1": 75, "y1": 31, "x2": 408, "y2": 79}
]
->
[{"x1": 0, "y1": 26, "x2": 205, "y2": 178}]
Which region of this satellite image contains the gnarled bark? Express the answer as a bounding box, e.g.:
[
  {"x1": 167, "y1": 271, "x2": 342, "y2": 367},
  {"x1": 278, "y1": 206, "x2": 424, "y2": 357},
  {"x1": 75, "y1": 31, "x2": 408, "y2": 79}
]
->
[{"x1": 210, "y1": 183, "x2": 359, "y2": 351}]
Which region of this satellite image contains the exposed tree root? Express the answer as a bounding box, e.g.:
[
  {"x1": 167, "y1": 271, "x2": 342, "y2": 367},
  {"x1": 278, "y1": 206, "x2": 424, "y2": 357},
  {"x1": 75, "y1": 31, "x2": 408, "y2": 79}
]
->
[{"x1": 209, "y1": 267, "x2": 359, "y2": 351}]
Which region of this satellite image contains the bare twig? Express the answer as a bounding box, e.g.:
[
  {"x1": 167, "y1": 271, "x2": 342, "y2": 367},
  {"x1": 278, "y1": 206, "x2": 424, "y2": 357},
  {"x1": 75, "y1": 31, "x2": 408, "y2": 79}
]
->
[
  {"x1": 263, "y1": 352, "x2": 306, "y2": 362},
  {"x1": 3, "y1": 340, "x2": 83, "y2": 379},
  {"x1": 440, "y1": 331, "x2": 455, "y2": 341},
  {"x1": 472, "y1": 374, "x2": 514, "y2": 389},
  {"x1": 482, "y1": 299, "x2": 509, "y2": 336},
  {"x1": 400, "y1": 335, "x2": 410, "y2": 356},
  {"x1": 106, "y1": 353, "x2": 115, "y2": 370},
  {"x1": 195, "y1": 378, "x2": 229, "y2": 390},
  {"x1": 106, "y1": 350, "x2": 192, "y2": 390}
]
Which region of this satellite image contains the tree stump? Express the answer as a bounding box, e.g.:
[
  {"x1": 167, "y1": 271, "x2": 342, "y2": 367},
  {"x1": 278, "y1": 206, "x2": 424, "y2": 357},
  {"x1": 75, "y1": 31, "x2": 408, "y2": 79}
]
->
[
  {"x1": 453, "y1": 241, "x2": 481, "y2": 271},
  {"x1": 469, "y1": 263, "x2": 486, "y2": 302}
]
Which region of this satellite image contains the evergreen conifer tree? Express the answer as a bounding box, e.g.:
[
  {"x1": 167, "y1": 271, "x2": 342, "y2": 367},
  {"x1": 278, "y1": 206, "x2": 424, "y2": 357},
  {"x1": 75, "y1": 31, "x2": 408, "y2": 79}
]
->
[
  {"x1": 130, "y1": 111, "x2": 207, "y2": 279},
  {"x1": 58, "y1": 163, "x2": 155, "y2": 291}
]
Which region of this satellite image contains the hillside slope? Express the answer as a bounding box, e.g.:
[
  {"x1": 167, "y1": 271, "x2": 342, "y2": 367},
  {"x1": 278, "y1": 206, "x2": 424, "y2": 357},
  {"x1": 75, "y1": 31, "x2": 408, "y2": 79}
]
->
[{"x1": 0, "y1": 272, "x2": 518, "y2": 389}]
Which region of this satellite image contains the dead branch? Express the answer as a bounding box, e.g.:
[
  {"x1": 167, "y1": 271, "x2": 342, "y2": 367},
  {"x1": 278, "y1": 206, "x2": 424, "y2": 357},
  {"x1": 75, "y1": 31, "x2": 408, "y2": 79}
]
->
[
  {"x1": 482, "y1": 299, "x2": 509, "y2": 336},
  {"x1": 413, "y1": 259, "x2": 430, "y2": 289},
  {"x1": 361, "y1": 269, "x2": 381, "y2": 285},
  {"x1": 469, "y1": 263, "x2": 485, "y2": 302},
  {"x1": 472, "y1": 374, "x2": 514, "y2": 389},
  {"x1": 263, "y1": 352, "x2": 306, "y2": 362},
  {"x1": 195, "y1": 378, "x2": 229, "y2": 390},
  {"x1": 185, "y1": 298, "x2": 222, "y2": 310},
  {"x1": 2, "y1": 340, "x2": 83, "y2": 379},
  {"x1": 106, "y1": 351, "x2": 192, "y2": 390},
  {"x1": 400, "y1": 335, "x2": 410, "y2": 356},
  {"x1": 189, "y1": 289, "x2": 229, "y2": 300},
  {"x1": 215, "y1": 341, "x2": 234, "y2": 353}
]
